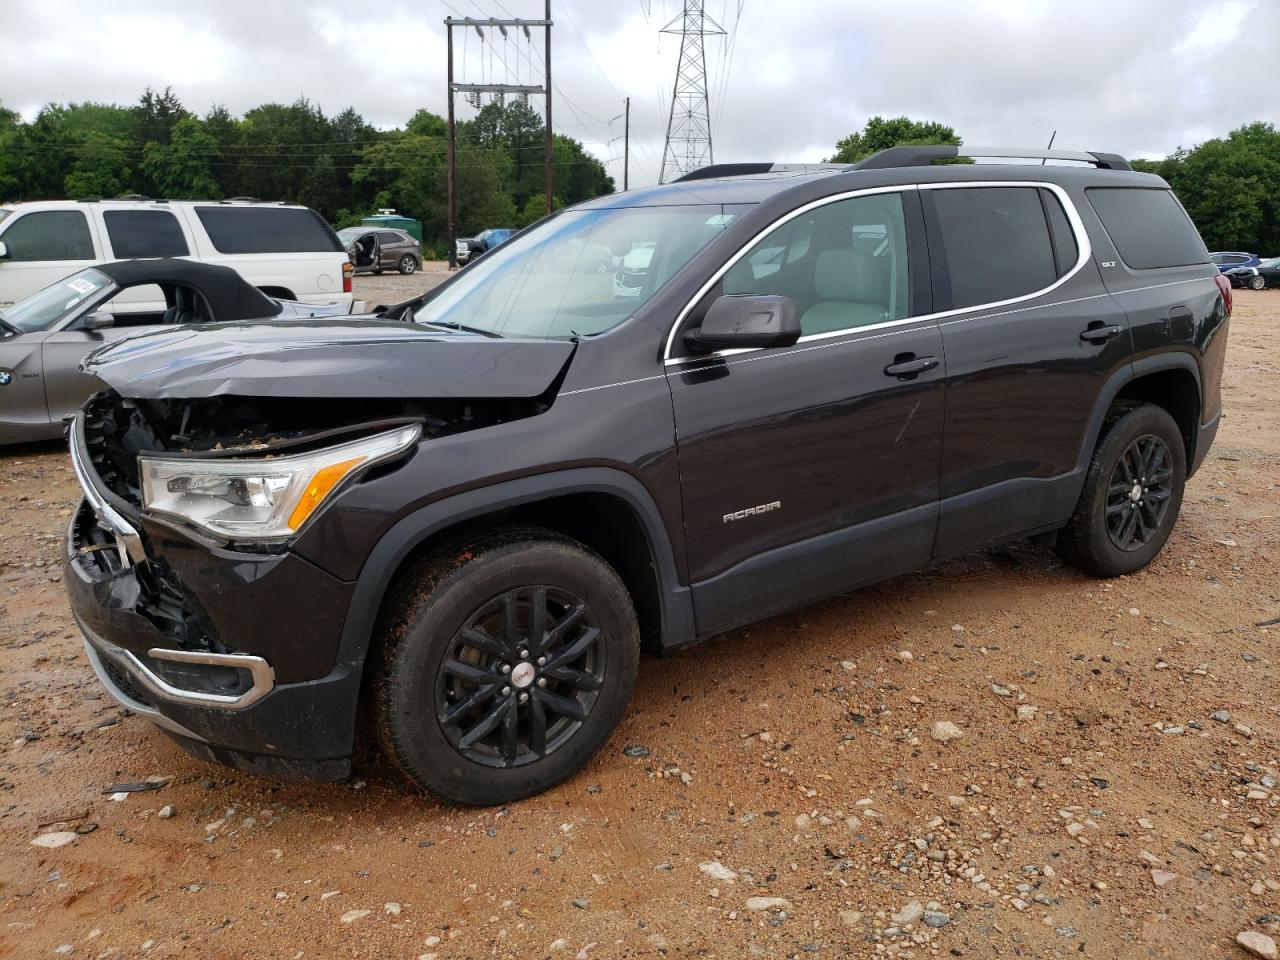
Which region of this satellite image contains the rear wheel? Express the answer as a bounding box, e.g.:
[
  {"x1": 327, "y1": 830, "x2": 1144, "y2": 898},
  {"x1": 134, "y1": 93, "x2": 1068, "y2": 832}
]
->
[
  {"x1": 1058, "y1": 403, "x2": 1186, "y2": 577},
  {"x1": 371, "y1": 528, "x2": 640, "y2": 805},
  {"x1": 1249, "y1": 274, "x2": 1266, "y2": 290},
  {"x1": 398, "y1": 255, "x2": 418, "y2": 275}
]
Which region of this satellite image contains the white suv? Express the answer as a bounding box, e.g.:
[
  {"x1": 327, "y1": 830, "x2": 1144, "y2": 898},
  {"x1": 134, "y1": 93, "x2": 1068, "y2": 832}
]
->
[{"x1": 0, "y1": 198, "x2": 355, "y2": 314}]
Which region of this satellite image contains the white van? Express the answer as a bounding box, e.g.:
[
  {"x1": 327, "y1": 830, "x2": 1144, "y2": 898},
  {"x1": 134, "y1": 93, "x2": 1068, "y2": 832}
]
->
[{"x1": 0, "y1": 198, "x2": 355, "y2": 313}]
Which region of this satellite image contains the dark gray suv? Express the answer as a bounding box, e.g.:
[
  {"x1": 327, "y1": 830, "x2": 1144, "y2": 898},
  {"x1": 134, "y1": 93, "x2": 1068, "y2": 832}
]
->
[
  {"x1": 63, "y1": 146, "x2": 1230, "y2": 805},
  {"x1": 338, "y1": 227, "x2": 421, "y2": 275}
]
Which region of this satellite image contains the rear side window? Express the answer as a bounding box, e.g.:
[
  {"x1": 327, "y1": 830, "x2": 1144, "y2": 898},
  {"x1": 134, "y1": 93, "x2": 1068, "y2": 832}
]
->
[
  {"x1": 377, "y1": 231, "x2": 403, "y2": 243},
  {"x1": 1086, "y1": 188, "x2": 1208, "y2": 270},
  {"x1": 104, "y1": 210, "x2": 189, "y2": 257},
  {"x1": 1041, "y1": 190, "x2": 1078, "y2": 278},
  {"x1": 195, "y1": 206, "x2": 341, "y2": 254},
  {"x1": 929, "y1": 187, "x2": 1058, "y2": 310},
  {"x1": 1, "y1": 210, "x2": 94, "y2": 261}
]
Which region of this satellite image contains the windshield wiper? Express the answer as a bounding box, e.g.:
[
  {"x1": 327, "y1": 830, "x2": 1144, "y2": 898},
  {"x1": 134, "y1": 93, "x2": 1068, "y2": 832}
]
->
[{"x1": 421, "y1": 319, "x2": 504, "y2": 339}]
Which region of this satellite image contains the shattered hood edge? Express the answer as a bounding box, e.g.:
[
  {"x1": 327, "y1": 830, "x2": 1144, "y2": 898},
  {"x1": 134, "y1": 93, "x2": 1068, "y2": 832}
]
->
[{"x1": 81, "y1": 320, "x2": 577, "y2": 401}]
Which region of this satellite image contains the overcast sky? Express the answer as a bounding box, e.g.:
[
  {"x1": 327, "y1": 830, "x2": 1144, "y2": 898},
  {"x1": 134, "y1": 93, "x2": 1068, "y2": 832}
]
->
[{"x1": 0, "y1": 0, "x2": 1275, "y2": 188}]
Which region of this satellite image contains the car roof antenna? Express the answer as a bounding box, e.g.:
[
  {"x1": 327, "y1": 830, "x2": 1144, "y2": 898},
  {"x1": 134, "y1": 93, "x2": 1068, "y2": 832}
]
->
[{"x1": 1042, "y1": 130, "x2": 1056, "y2": 165}]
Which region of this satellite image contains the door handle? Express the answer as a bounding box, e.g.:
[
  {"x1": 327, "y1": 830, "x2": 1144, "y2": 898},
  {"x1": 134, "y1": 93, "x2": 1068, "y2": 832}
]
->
[
  {"x1": 883, "y1": 354, "x2": 940, "y2": 379},
  {"x1": 1079, "y1": 323, "x2": 1123, "y2": 344}
]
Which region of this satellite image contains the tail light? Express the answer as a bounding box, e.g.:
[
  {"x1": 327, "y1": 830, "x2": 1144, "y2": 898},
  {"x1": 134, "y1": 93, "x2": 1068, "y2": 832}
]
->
[
  {"x1": 342, "y1": 261, "x2": 353, "y2": 294},
  {"x1": 1214, "y1": 273, "x2": 1232, "y2": 317}
]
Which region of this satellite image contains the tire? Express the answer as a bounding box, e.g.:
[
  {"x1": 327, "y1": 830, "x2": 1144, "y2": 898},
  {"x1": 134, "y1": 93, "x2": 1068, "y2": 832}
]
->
[
  {"x1": 398, "y1": 255, "x2": 418, "y2": 275},
  {"x1": 1249, "y1": 275, "x2": 1266, "y2": 290},
  {"x1": 371, "y1": 527, "x2": 640, "y2": 805},
  {"x1": 1057, "y1": 403, "x2": 1187, "y2": 577}
]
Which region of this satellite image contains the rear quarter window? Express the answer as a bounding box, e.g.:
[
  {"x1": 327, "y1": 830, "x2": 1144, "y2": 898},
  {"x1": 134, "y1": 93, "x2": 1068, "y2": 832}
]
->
[
  {"x1": 195, "y1": 206, "x2": 342, "y2": 254},
  {"x1": 1086, "y1": 187, "x2": 1209, "y2": 270}
]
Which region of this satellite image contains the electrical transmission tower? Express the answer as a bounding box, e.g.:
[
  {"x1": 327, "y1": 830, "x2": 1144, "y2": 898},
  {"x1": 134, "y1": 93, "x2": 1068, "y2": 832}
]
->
[{"x1": 659, "y1": 1, "x2": 724, "y2": 183}]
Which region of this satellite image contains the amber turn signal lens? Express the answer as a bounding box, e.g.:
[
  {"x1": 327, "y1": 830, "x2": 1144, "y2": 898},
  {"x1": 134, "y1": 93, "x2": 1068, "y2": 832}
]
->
[{"x1": 287, "y1": 456, "x2": 363, "y2": 530}]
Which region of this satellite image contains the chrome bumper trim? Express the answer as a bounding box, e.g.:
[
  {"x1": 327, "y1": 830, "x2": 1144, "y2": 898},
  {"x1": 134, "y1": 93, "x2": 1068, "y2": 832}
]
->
[
  {"x1": 142, "y1": 647, "x2": 276, "y2": 710},
  {"x1": 82, "y1": 639, "x2": 207, "y2": 742},
  {"x1": 78, "y1": 617, "x2": 276, "y2": 712},
  {"x1": 67, "y1": 415, "x2": 146, "y2": 567}
]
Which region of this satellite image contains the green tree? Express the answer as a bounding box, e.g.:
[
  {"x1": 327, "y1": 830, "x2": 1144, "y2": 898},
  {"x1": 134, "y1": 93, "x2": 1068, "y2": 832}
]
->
[
  {"x1": 64, "y1": 130, "x2": 132, "y2": 197},
  {"x1": 830, "y1": 116, "x2": 963, "y2": 163},
  {"x1": 1137, "y1": 122, "x2": 1280, "y2": 254},
  {"x1": 140, "y1": 116, "x2": 221, "y2": 198}
]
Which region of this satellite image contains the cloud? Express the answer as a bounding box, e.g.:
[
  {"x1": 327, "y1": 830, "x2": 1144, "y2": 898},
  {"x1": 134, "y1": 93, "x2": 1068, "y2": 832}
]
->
[{"x1": 0, "y1": 0, "x2": 1274, "y2": 187}]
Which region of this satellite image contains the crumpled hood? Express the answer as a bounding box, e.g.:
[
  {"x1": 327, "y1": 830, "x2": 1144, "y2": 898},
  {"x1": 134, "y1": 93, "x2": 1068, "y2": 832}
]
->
[{"x1": 81, "y1": 318, "x2": 576, "y2": 400}]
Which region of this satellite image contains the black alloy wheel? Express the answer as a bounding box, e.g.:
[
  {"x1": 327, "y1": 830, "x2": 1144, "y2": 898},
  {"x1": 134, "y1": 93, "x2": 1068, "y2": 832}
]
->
[
  {"x1": 436, "y1": 585, "x2": 606, "y2": 768},
  {"x1": 1104, "y1": 434, "x2": 1174, "y2": 552},
  {"x1": 371, "y1": 527, "x2": 640, "y2": 805}
]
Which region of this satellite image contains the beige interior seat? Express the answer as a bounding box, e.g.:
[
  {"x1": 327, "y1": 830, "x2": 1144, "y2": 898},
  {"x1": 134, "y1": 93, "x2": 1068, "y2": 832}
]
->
[{"x1": 800, "y1": 249, "x2": 890, "y2": 334}]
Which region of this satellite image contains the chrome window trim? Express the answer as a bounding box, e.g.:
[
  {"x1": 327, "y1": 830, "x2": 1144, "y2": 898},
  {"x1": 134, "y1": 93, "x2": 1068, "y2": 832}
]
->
[{"x1": 662, "y1": 180, "x2": 1092, "y2": 366}]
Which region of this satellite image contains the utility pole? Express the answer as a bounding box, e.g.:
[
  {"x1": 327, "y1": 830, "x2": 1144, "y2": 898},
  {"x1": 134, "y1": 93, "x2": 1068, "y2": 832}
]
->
[
  {"x1": 444, "y1": 9, "x2": 553, "y2": 268},
  {"x1": 446, "y1": 21, "x2": 456, "y2": 268},
  {"x1": 545, "y1": 0, "x2": 555, "y2": 213},
  {"x1": 660, "y1": 0, "x2": 724, "y2": 183},
  {"x1": 623, "y1": 96, "x2": 630, "y2": 191}
]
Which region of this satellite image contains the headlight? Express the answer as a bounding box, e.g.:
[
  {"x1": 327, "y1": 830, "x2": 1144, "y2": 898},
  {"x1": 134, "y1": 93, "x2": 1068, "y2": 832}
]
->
[{"x1": 139, "y1": 424, "x2": 421, "y2": 540}]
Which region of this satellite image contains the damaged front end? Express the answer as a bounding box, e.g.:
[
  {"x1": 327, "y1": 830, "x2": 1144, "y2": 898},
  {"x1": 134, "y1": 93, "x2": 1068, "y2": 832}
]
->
[{"x1": 65, "y1": 320, "x2": 578, "y2": 778}]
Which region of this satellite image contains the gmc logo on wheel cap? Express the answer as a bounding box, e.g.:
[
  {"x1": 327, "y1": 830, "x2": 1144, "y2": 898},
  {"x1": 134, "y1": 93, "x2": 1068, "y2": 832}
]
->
[{"x1": 723, "y1": 501, "x2": 782, "y2": 523}]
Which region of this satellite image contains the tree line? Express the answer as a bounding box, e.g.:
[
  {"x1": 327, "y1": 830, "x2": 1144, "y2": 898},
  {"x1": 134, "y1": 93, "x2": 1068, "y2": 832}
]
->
[
  {"x1": 831, "y1": 116, "x2": 1280, "y2": 256},
  {"x1": 0, "y1": 88, "x2": 614, "y2": 256}
]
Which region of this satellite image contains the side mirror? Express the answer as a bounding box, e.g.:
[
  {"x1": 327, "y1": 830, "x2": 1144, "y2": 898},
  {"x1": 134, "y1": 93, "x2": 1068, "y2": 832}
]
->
[
  {"x1": 81, "y1": 311, "x2": 115, "y2": 331},
  {"x1": 683, "y1": 294, "x2": 801, "y2": 352},
  {"x1": 0, "y1": 240, "x2": 9, "y2": 259}
]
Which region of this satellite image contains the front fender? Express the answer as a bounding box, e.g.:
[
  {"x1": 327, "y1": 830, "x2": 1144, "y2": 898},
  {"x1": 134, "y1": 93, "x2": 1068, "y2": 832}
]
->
[{"x1": 333, "y1": 467, "x2": 695, "y2": 666}]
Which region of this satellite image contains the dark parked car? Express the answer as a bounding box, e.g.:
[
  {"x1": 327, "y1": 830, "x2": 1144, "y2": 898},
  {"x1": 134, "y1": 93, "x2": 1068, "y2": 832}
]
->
[
  {"x1": 338, "y1": 227, "x2": 421, "y2": 275},
  {"x1": 0, "y1": 260, "x2": 349, "y2": 444},
  {"x1": 64, "y1": 146, "x2": 1230, "y2": 805},
  {"x1": 1210, "y1": 251, "x2": 1262, "y2": 273},
  {"x1": 455, "y1": 227, "x2": 514, "y2": 265},
  {"x1": 1224, "y1": 255, "x2": 1280, "y2": 290}
]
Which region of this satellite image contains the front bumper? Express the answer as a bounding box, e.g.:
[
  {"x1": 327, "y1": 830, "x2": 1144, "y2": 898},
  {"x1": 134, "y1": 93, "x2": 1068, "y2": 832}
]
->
[{"x1": 63, "y1": 414, "x2": 363, "y2": 780}]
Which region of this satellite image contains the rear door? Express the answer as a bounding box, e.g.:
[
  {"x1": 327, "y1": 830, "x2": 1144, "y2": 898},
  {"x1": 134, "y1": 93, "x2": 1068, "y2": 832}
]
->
[
  {"x1": 667, "y1": 188, "x2": 946, "y2": 635},
  {"x1": 96, "y1": 207, "x2": 194, "y2": 315},
  {"x1": 0, "y1": 209, "x2": 100, "y2": 308},
  {"x1": 924, "y1": 183, "x2": 1133, "y2": 555}
]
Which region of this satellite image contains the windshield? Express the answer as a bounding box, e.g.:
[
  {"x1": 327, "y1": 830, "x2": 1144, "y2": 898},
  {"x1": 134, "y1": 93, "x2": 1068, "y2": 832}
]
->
[
  {"x1": 416, "y1": 205, "x2": 741, "y2": 338},
  {"x1": 3, "y1": 268, "x2": 113, "y2": 333},
  {"x1": 1260, "y1": 257, "x2": 1280, "y2": 269},
  {"x1": 337, "y1": 228, "x2": 366, "y2": 244}
]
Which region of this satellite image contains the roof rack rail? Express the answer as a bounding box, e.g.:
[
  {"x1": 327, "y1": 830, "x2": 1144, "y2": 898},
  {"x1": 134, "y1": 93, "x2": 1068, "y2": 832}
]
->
[
  {"x1": 224, "y1": 196, "x2": 264, "y2": 203},
  {"x1": 853, "y1": 145, "x2": 1132, "y2": 171},
  {"x1": 114, "y1": 193, "x2": 153, "y2": 201},
  {"x1": 673, "y1": 162, "x2": 853, "y2": 183}
]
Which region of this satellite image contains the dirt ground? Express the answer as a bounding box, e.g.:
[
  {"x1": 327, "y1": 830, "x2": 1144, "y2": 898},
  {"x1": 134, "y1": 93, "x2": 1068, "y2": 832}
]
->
[{"x1": 1, "y1": 284, "x2": 1277, "y2": 960}]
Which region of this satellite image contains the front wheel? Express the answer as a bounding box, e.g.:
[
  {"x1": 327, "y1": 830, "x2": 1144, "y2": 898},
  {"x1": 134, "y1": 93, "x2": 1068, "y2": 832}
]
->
[
  {"x1": 398, "y1": 255, "x2": 418, "y2": 275},
  {"x1": 1057, "y1": 403, "x2": 1186, "y2": 577},
  {"x1": 371, "y1": 528, "x2": 640, "y2": 805},
  {"x1": 1249, "y1": 275, "x2": 1266, "y2": 290}
]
